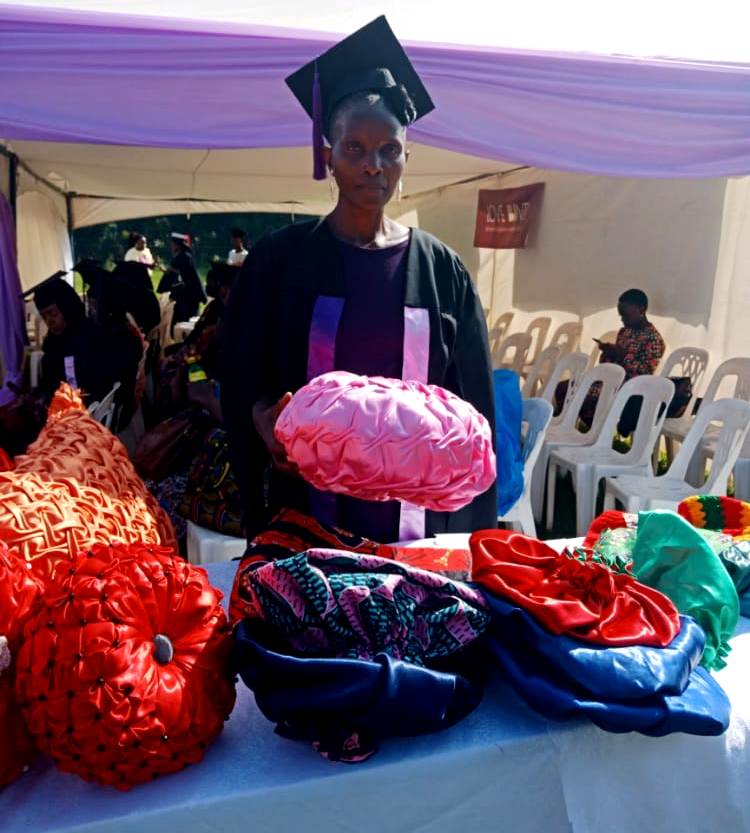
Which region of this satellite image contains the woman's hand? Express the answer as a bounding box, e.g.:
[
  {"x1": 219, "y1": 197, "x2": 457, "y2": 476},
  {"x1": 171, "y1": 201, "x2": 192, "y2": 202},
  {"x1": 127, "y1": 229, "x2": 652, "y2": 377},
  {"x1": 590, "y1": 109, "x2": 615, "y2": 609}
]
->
[{"x1": 252, "y1": 393, "x2": 298, "y2": 475}]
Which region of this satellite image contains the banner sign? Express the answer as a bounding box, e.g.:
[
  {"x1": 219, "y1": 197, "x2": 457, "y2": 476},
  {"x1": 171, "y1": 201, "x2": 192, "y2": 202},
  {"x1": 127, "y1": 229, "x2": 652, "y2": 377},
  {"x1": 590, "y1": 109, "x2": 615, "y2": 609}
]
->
[{"x1": 473, "y1": 183, "x2": 545, "y2": 249}]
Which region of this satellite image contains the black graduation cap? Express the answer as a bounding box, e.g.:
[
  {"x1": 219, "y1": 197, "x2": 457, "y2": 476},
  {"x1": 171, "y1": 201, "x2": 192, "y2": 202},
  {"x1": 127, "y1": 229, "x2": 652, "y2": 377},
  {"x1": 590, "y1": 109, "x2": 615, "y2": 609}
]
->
[
  {"x1": 20, "y1": 270, "x2": 69, "y2": 301},
  {"x1": 285, "y1": 16, "x2": 434, "y2": 180}
]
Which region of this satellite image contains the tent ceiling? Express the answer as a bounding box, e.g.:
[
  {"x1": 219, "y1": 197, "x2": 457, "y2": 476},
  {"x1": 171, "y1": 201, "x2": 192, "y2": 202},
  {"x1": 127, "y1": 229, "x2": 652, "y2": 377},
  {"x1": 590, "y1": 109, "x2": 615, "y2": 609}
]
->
[
  {"x1": 9, "y1": 0, "x2": 750, "y2": 60},
  {"x1": 10, "y1": 140, "x2": 515, "y2": 207}
]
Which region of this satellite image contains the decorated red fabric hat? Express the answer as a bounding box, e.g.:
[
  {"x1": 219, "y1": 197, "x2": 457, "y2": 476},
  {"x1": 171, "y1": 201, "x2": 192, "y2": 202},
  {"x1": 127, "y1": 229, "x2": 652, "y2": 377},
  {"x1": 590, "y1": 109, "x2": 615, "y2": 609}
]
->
[
  {"x1": 0, "y1": 385, "x2": 175, "y2": 576},
  {"x1": 0, "y1": 542, "x2": 44, "y2": 787},
  {"x1": 15, "y1": 543, "x2": 235, "y2": 790},
  {"x1": 582, "y1": 510, "x2": 636, "y2": 549},
  {"x1": 470, "y1": 529, "x2": 680, "y2": 647}
]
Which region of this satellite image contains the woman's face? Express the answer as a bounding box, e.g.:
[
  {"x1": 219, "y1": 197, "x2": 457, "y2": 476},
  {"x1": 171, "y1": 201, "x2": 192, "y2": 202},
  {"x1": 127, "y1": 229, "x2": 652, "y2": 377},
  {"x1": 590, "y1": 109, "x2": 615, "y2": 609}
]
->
[
  {"x1": 328, "y1": 99, "x2": 407, "y2": 210},
  {"x1": 136, "y1": 237, "x2": 146, "y2": 251},
  {"x1": 40, "y1": 304, "x2": 66, "y2": 336}
]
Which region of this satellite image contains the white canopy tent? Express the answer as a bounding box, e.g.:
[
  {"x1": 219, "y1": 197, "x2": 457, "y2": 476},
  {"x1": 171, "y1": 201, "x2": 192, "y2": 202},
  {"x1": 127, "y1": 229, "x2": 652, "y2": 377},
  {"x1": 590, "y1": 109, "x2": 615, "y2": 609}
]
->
[{"x1": 3, "y1": 0, "x2": 750, "y2": 380}]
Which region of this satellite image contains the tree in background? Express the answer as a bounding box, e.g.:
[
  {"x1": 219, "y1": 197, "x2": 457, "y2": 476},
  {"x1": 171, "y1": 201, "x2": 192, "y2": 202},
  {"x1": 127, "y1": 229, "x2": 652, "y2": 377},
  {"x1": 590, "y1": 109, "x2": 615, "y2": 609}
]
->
[{"x1": 73, "y1": 212, "x2": 307, "y2": 281}]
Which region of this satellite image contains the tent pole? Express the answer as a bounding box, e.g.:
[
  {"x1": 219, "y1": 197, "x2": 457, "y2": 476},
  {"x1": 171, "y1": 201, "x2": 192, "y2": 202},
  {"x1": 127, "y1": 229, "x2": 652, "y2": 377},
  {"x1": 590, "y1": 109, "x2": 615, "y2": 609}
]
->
[
  {"x1": 8, "y1": 152, "x2": 17, "y2": 221},
  {"x1": 66, "y1": 193, "x2": 76, "y2": 264}
]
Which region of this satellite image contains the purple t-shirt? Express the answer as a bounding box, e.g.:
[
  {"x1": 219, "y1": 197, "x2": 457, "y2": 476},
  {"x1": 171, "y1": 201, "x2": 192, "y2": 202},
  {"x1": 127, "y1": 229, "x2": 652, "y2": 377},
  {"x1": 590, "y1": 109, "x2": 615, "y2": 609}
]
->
[{"x1": 332, "y1": 237, "x2": 409, "y2": 542}]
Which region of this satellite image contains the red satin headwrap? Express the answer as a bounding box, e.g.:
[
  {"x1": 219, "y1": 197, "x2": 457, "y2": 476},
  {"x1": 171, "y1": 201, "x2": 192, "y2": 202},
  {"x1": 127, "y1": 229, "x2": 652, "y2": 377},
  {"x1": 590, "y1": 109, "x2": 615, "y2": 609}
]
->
[
  {"x1": 0, "y1": 542, "x2": 44, "y2": 787},
  {"x1": 15, "y1": 543, "x2": 236, "y2": 790},
  {"x1": 470, "y1": 529, "x2": 680, "y2": 647}
]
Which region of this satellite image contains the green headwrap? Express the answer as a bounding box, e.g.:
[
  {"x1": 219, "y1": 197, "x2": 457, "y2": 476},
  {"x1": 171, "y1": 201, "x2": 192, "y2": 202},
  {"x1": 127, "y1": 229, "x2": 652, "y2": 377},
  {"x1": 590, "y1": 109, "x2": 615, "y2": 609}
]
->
[{"x1": 631, "y1": 510, "x2": 739, "y2": 670}]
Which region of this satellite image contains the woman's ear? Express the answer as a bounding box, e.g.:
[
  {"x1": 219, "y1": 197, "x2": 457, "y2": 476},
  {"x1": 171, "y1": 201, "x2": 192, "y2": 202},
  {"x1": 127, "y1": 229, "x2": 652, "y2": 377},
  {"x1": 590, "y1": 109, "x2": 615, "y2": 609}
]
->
[{"x1": 404, "y1": 146, "x2": 410, "y2": 166}]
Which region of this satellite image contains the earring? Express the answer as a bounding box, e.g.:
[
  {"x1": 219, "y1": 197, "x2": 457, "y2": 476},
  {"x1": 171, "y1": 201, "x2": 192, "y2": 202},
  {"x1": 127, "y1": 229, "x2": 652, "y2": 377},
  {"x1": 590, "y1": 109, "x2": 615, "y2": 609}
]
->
[
  {"x1": 397, "y1": 179, "x2": 403, "y2": 202},
  {"x1": 329, "y1": 173, "x2": 337, "y2": 202}
]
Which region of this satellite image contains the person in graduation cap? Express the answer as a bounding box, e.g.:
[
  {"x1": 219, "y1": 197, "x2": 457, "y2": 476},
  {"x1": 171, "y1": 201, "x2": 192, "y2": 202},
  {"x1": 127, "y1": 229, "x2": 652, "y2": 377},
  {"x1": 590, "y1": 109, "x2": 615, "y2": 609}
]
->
[
  {"x1": 157, "y1": 232, "x2": 207, "y2": 328},
  {"x1": 222, "y1": 17, "x2": 497, "y2": 542},
  {"x1": 30, "y1": 274, "x2": 133, "y2": 409}
]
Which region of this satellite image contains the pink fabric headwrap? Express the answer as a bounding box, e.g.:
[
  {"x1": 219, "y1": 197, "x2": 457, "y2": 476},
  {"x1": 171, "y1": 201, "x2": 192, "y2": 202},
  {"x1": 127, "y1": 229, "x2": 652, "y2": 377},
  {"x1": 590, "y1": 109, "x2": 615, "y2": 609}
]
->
[{"x1": 275, "y1": 371, "x2": 496, "y2": 512}]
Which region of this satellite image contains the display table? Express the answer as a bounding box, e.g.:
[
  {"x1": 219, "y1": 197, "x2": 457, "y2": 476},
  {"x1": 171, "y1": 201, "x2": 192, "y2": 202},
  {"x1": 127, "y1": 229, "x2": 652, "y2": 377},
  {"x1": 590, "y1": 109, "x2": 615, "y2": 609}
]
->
[{"x1": 3, "y1": 557, "x2": 750, "y2": 833}]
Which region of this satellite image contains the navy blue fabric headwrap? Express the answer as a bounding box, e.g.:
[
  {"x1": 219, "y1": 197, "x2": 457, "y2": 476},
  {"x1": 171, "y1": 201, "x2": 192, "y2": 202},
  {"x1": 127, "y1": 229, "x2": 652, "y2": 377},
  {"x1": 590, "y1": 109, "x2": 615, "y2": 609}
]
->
[
  {"x1": 234, "y1": 624, "x2": 482, "y2": 759},
  {"x1": 484, "y1": 595, "x2": 729, "y2": 736},
  {"x1": 485, "y1": 595, "x2": 705, "y2": 701}
]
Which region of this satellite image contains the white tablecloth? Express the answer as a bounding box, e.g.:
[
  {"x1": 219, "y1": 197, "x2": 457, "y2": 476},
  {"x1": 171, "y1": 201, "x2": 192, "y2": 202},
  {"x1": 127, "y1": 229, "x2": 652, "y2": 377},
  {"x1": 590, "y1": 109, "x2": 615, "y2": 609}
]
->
[{"x1": 3, "y1": 557, "x2": 750, "y2": 833}]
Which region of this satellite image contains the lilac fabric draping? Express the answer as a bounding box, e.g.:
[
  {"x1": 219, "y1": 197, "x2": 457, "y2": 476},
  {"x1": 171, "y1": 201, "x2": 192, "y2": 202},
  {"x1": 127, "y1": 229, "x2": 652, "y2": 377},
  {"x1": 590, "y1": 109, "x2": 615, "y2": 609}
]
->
[
  {"x1": 2, "y1": 6, "x2": 750, "y2": 177},
  {"x1": 0, "y1": 195, "x2": 26, "y2": 406}
]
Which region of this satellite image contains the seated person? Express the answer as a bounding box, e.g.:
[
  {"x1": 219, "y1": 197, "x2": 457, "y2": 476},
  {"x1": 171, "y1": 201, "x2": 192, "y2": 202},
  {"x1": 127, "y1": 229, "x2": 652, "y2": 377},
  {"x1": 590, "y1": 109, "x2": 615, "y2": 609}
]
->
[
  {"x1": 584, "y1": 289, "x2": 665, "y2": 435},
  {"x1": 32, "y1": 275, "x2": 141, "y2": 425},
  {"x1": 595, "y1": 288, "x2": 665, "y2": 380}
]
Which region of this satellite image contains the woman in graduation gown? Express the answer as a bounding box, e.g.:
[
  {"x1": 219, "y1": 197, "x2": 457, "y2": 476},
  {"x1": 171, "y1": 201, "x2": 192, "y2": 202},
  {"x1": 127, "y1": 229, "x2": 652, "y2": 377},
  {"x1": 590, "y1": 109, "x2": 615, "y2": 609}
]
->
[
  {"x1": 157, "y1": 233, "x2": 207, "y2": 326},
  {"x1": 222, "y1": 17, "x2": 497, "y2": 542}
]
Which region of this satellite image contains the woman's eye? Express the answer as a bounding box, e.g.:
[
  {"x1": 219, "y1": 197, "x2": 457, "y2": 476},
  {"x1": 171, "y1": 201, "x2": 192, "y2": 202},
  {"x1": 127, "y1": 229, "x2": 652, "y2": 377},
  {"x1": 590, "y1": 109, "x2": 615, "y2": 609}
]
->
[
  {"x1": 383, "y1": 144, "x2": 401, "y2": 157},
  {"x1": 345, "y1": 142, "x2": 362, "y2": 152}
]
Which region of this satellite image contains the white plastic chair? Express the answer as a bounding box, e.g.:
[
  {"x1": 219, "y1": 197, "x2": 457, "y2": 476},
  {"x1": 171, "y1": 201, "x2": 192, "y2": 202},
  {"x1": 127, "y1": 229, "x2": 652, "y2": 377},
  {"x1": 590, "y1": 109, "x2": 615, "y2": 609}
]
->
[
  {"x1": 548, "y1": 321, "x2": 583, "y2": 357},
  {"x1": 522, "y1": 316, "x2": 553, "y2": 373},
  {"x1": 186, "y1": 520, "x2": 247, "y2": 565},
  {"x1": 495, "y1": 332, "x2": 532, "y2": 374},
  {"x1": 661, "y1": 357, "x2": 750, "y2": 458},
  {"x1": 488, "y1": 312, "x2": 515, "y2": 358},
  {"x1": 531, "y1": 363, "x2": 626, "y2": 523},
  {"x1": 499, "y1": 398, "x2": 553, "y2": 536},
  {"x1": 604, "y1": 398, "x2": 750, "y2": 513},
  {"x1": 651, "y1": 346, "x2": 710, "y2": 469},
  {"x1": 521, "y1": 345, "x2": 561, "y2": 399},
  {"x1": 546, "y1": 375, "x2": 675, "y2": 535},
  {"x1": 734, "y1": 458, "x2": 750, "y2": 502},
  {"x1": 540, "y1": 351, "x2": 590, "y2": 424},
  {"x1": 87, "y1": 382, "x2": 121, "y2": 429},
  {"x1": 587, "y1": 330, "x2": 619, "y2": 370}
]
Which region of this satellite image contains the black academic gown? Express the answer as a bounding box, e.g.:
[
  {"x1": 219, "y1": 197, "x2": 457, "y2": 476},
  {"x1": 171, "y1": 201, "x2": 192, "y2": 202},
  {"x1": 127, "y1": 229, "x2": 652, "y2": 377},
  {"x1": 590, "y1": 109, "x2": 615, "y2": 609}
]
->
[
  {"x1": 159, "y1": 250, "x2": 206, "y2": 324},
  {"x1": 222, "y1": 218, "x2": 496, "y2": 540}
]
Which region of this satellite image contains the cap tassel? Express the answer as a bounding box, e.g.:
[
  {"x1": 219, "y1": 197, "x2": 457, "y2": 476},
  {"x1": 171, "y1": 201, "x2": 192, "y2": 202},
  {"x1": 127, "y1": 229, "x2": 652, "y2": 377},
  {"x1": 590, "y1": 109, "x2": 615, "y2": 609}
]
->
[{"x1": 312, "y1": 63, "x2": 327, "y2": 181}]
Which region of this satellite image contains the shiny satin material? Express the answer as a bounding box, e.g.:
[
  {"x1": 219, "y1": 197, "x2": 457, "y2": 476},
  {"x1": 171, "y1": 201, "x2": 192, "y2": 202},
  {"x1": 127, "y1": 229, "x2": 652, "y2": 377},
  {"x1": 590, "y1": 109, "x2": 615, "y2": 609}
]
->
[
  {"x1": 234, "y1": 628, "x2": 483, "y2": 757},
  {"x1": 484, "y1": 594, "x2": 704, "y2": 701},
  {"x1": 0, "y1": 385, "x2": 176, "y2": 575},
  {"x1": 15, "y1": 543, "x2": 236, "y2": 790},
  {"x1": 471, "y1": 529, "x2": 680, "y2": 647},
  {"x1": 276, "y1": 370, "x2": 496, "y2": 511},
  {"x1": 583, "y1": 509, "x2": 637, "y2": 549},
  {"x1": 632, "y1": 511, "x2": 739, "y2": 671},
  {"x1": 487, "y1": 636, "x2": 730, "y2": 736},
  {"x1": 0, "y1": 542, "x2": 43, "y2": 788}
]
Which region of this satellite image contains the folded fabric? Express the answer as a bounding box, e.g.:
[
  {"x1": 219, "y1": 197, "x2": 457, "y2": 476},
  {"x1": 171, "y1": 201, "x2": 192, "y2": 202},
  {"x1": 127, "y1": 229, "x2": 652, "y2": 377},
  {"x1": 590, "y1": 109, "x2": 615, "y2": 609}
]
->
[
  {"x1": 631, "y1": 511, "x2": 739, "y2": 671},
  {"x1": 470, "y1": 529, "x2": 681, "y2": 647},
  {"x1": 238, "y1": 549, "x2": 489, "y2": 664},
  {"x1": 274, "y1": 370, "x2": 496, "y2": 511},
  {"x1": 230, "y1": 508, "x2": 474, "y2": 622},
  {"x1": 488, "y1": 635, "x2": 729, "y2": 736},
  {"x1": 484, "y1": 593, "x2": 705, "y2": 701},
  {"x1": 16, "y1": 542, "x2": 236, "y2": 790},
  {"x1": 234, "y1": 628, "x2": 482, "y2": 763},
  {"x1": 230, "y1": 508, "x2": 381, "y2": 623}
]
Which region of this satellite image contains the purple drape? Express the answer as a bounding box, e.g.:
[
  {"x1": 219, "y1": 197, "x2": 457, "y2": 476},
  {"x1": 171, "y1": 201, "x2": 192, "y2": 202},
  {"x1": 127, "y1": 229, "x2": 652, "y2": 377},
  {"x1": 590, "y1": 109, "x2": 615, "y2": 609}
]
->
[
  {"x1": 0, "y1": 194, "x2": 26, "y2": 406},
  {"x1": 1, "y1": 5, "x2": 750, "y2": 177}
]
